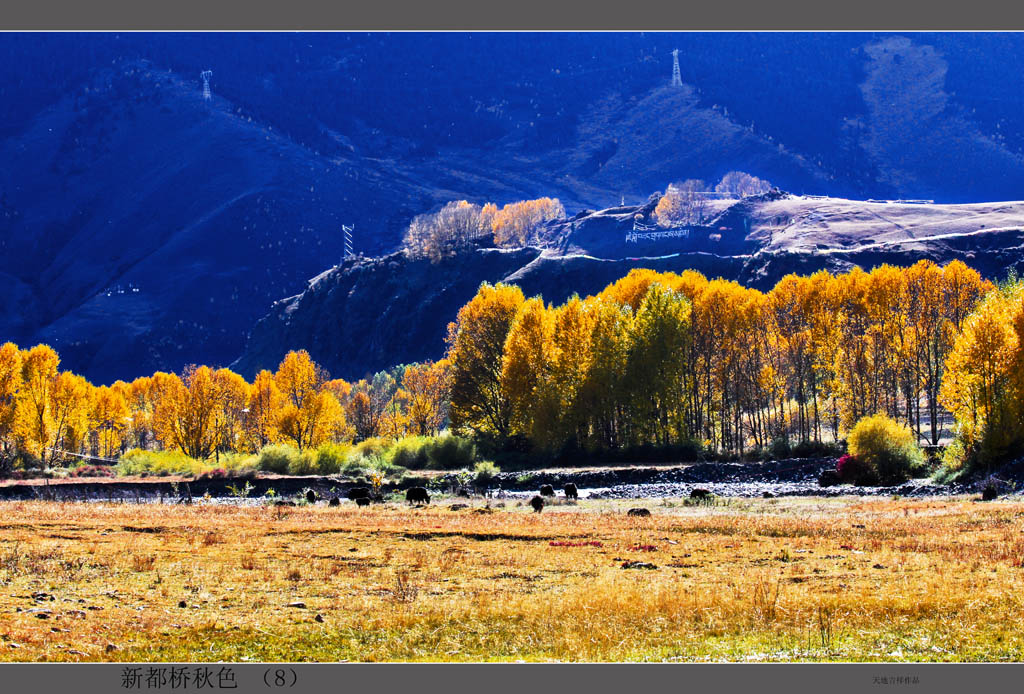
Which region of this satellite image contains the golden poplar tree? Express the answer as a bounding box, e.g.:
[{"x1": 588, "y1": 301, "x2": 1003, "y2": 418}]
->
[
  {"x1": 447, "y1": 282, "x2": 525, "y2": 438},
  {"x1": 500, "y1": 297, "x2": 555, "y2": 440},
  {"x1": 0, "y1": 343, "x2": 22, "y2": 461},
  {"x1": 402, "y1": 360, "x2": 453, "y2": 436},
  {"x1": 245, "y1": 370, "x2": 284, "y2": 451},
  {"x1": 90, "y1": 385, "x2": 130, "y2": 459},
  {"x1": 152, "y1": 366, "x2": 220, "y2": 460},
  {"x1": 15, "y1": 344, "x2": 60, "y2": 462}
]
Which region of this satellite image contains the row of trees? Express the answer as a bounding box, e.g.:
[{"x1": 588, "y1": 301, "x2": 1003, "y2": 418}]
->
[
  {"x1": 0, "y1": 344, "x2": 453, "y2": 469},
  {"x1": 939, "y1": 279, "x2": 1024, "y2": 470},
  {"x1": 445, "y1": 260, "x2": 992, "y2": 458},
  {"x1": 654, "y1": 171, "x2": 773, "y2": 227},
  {"x1": 402, "y1": 197, "x2": 565, "y2": 262},
  {"x1": 0, "y1": 260, "x2": 1007, "y2": 472}
]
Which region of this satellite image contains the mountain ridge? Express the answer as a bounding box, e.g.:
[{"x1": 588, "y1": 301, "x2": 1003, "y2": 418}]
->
[{"x1": 232, "y1": 192, "x2": 1024, "y2": 381}]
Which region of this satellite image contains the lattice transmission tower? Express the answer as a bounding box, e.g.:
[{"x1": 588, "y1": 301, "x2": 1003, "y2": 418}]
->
[
  {"x1": 671, "y1": 49, "x2": 682, "y2": 87},
  {"x1": 201, "y1": 70, "x2": 213, "y2": 100},
  {"x1": 342, "y1": 224, "x2": 355, "y2": 261}
]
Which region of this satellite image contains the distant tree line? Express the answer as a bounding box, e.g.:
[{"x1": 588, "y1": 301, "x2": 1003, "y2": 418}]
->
[
  {"x1": 444, "y1": 260, "x2": 994, "y2": 462},
  {"x1": 655, "y1": 171, "x2": 772, "y2": 227},
  {"x1": 3, "y1": 260, "x2": 1012, "y2": 477},
  {"x1": 0, "y1": 345, "x2": 452, "y2": 472},
  {"x1": 401, "y1": 197, "x2": 566, "y2": 262}
]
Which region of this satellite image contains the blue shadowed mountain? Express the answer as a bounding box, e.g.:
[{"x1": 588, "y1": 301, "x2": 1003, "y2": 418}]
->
[{"x1": 3, "y1": 33, "x2": 1024, "y2": 383}]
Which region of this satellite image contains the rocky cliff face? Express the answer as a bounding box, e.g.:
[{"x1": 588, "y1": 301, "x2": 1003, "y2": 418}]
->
[{"x1": 234, "y1": 192, "x2": 1024, "y2": 379}]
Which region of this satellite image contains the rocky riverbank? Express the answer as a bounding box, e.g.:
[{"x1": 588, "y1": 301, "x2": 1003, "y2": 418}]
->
[{"x1": 0, "y1": 456, "x2": 1012, "y2": 502}]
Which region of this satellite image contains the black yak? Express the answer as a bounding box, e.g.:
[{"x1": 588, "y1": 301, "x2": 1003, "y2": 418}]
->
[
  {"x1": 348, "y1": 487, "x2": 371, "y2": 501},
  {"x1": 328, "y1": 497, "x2": 341, "y2": 507},
  {"x1": 530, "y1": 495, "x2": 545, "y2": 512},
  {"x1": 627, "y1": 508, "x2": 651, "y2": 517},
  {"x1": 690, "y1": 488, "x2": 713, "y2": 500},
  {"x1": 406, "y1": 487, "x2": 430, "y2": 505},
  {"x1": 305, "y1": 490, "x2": 317, "y2": 504},
  {"x1": 563, "y1": 483, "x2": 578, "y2": 500},
  {"x1": 355, "y1": 497, "x2": 371, "y2": 507},
  {"x1": 539, "y1": 484, "x2": 555, "y2": 497}
]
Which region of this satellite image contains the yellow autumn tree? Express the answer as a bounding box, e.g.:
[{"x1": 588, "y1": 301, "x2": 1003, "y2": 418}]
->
[
  {"x1": 625, "y1": 283, "x2": 691, "y2": 447},
  {"x1": 448, "y1": 282, "x2": 526, "y2": 439},
  {"x1": 244, "y1": 370, "x2": 284, "y2": 451},
  {"x1": 152, "y1": 366, "x2": 220, "y2": 460},
  {"x1": 122, "y1": 376, "x2": 157, "y2": 450},
  {"x1": 90, "y1": 385, "x2": 130, "y2": 459},
  {"x1": 940, "y1": 281, "x2": 1023, "y2": 469},
  {"x1": 577, "y1": 297, "x2": 632, "y2": 450},
  {"x1": 491, "y1": 197, "x2": 565, "y2": 247},
  {"x1": 278, "y1": 390, "x2": 346, "y2": 451},
  {"x1": 378, "y1": 388, "x2": 411, "y2": 440},
  {"x1": 0, "y1": 343, "x2": 22, "y2": 464},
  {"x1": 274, "y1": 350, "x2": 348, "y2": 450},
  {"x1": 15, "y1": 344, "x2": 61, "y2": 463},
  {"x1": 46, "y1": 371, "x2": 92, "y2": 465},
  {"x1": 654, "y1": 180, "x2": 707, "y2": 227},
  {"x1": 499, "y1": 297, "x2": 555, "y2": 440},
  {"x1": 546, "y1": 295, "x2": 597, "y2": 450},
  {"x1": 213, "y1": 368, "x2": 250, "y2": 458},
  {"x1": 402, "y1": 360, "x2": 452, "y2": 436},
  {"x1": 403, "y1": 200, "x2": 496, "y2": 262}
]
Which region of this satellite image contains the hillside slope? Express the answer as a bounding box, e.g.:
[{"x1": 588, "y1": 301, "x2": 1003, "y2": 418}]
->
[
  {"x1": 233, "y1": 192, "x2": 1024, "y2": 380},
  {"x1": 0, "y1": 62, "x2": 600, "y2": 383},
  {"x1": 8, "y1": 34, "x2": 1024, "y2": 382}
]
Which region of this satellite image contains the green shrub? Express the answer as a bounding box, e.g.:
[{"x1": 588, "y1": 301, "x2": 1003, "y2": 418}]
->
[
  {"x1": 342, "y1": 459, "x2": 367, "y2": 478},
  {"x1": 424, "y1": 434, "x2": 477, "y2": 470},
  {"x1": 314, "y1": 443, "x2": 350, "y2": 475},
  {"x1": 118, "y1": 449, "x2": 203, "y2": 477},
  {"x1": 847, "y1": 414, "x2": 925, "y2": 486},
  {"x1": 353, "y1": 438, "x2": 388, "y2": 460},
  {"x1": 388, "y1": 436, "x2": 431, "y2": 469},
  {"x1": 215, "y1": 452, "x2": 259, "y2": 474},
  {"x1": 256, "y1": 444, "x2": 299, "y2": 474},
  {"x1": 363, "y1": 453, "x2": 406, "y2": 480},
  {"x1": 287, "y1": 450, "x2": 319, "y2": 476}
]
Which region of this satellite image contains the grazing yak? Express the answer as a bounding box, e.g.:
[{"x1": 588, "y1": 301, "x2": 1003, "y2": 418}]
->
[
  {"x1": 355, "y1": 497, "x2": 371, "y2": 507},
  {"x1": 539, "y1": 484, "x2": 555, "y2": 497},
  {"x1": 328, "y1": 497, "x2": 340, "y2": 507},
  {"x1": 530, "y1": 495, "x2": 545, "y2": 513},
  {"x1": 627, "y1": 508, "x2": 651, "y2": 517},
  {"x1": 305, "y1": 490, "x2": 317, "y2": 504},
  {"x1": 406, "y1": 487, "x2": 431, "y2": 505},
  {"x1": 348, "y1": 487, "x2": 371, "y2": 501},
  {"x1": 690, "y1": 488, "x2": 713, "y2": 500},
  {"x1": 563, "y1": 483, "x2": 578, "y2": 500}
]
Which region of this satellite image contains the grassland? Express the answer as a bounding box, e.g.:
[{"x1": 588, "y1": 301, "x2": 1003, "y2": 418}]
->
[{"x1": 0, "y1": 495, "x2": 1023, "y2": 662}]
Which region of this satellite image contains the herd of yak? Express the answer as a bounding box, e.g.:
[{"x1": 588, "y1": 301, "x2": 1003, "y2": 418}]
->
[{"x1": 273, "y1": 483, "x2": 716, "y2": 514}]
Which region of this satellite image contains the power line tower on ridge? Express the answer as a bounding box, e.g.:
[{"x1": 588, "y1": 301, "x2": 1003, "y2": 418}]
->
[
  {"x1": 342, "y1": 224, "x2": 355, "y2": 262},
  {"x1": 671, "y1": 49, "x2": 682, "y2": 87},
  {"x1": 201, "y1": 70, "x2": 213, "y2": 100}
]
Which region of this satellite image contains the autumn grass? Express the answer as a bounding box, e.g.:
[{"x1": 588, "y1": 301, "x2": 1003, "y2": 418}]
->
[{"x1": 0, "y1": 496, "x2": 1023, "y2": 662}]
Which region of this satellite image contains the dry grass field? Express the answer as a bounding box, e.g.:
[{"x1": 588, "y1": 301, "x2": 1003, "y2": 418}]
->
[{"x1": 1, "y1": 495, "x2": 1023, "y2": 662}]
